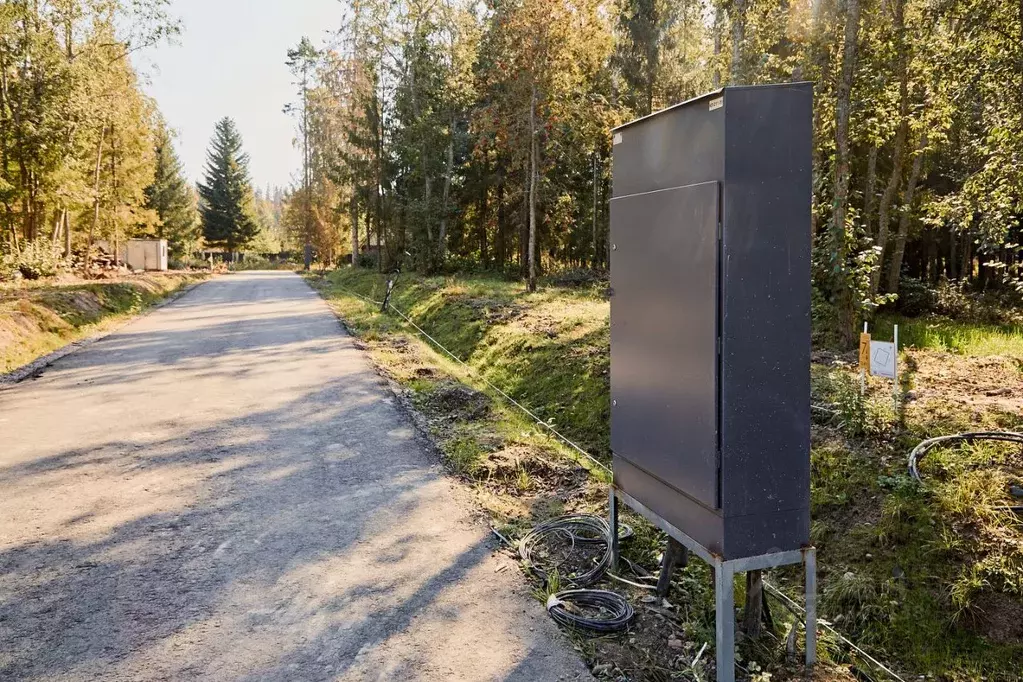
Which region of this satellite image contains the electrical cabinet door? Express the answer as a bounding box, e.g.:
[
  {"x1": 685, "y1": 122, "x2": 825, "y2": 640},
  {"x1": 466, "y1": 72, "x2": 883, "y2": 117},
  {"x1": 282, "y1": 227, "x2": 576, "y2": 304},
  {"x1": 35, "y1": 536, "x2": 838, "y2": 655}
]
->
[{"x1": 610, "y1": 180, "x2": 720, "y2": 510}]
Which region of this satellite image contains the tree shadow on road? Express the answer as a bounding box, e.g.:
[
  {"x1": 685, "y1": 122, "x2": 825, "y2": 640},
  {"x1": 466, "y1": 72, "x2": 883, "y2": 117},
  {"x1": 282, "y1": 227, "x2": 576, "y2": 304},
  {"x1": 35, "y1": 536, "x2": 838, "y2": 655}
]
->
[{"x1": 0, "y1": 308, "x2": 584, "y2": 680}]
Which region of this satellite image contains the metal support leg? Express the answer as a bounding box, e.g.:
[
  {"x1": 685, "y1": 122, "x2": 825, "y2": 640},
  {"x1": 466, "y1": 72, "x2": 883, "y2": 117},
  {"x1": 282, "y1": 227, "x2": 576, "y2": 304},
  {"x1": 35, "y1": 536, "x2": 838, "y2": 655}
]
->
[
  {"x1": 804, "y1": 547, "x2": 817, "y2": 666},
  {"x1": 715, "y1": 560, "x2": 735, "y2": 682},
  {"x1": 608, "y1": 486, "x2": 619, "y2": 571}
]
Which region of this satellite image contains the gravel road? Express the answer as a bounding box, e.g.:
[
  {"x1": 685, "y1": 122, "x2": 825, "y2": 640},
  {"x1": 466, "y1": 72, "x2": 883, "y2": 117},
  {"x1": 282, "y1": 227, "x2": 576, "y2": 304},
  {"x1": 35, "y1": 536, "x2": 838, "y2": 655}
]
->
[{"x1": 0, "y1": 271, "x2": 593, "y2": 682}]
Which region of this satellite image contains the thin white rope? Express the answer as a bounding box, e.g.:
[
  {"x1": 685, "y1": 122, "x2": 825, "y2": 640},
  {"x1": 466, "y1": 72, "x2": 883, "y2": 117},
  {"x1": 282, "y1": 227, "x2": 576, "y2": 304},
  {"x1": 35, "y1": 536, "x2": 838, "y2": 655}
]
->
[
  {"x1": 329, "y1": 278, "x2": 904, "y2": 682},
  {"x1": 763, "y1": 581, "x2": 906, "y2": 682},
  {"x1": 332, "y1": 284, "x2": 384, "y2": 307},
  {"x1": 606, "y1": 571, "x2": 657, "y2": 590},
  {"x1": 331, "y1": 281, "x2": 612, "y2": 474}
]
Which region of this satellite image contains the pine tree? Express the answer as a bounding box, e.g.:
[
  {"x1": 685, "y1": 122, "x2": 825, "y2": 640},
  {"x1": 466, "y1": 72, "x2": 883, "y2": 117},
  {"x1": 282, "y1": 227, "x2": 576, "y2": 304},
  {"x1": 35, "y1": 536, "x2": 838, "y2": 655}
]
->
[
  {"x1": 198, "y1": 118, "x2": 259, "y2": 257},
  {"x1": 286, "y1": 36, "x2": 320, "y2": 270},
  {"x1": 613, "y1": 0, "x2": 673, "y2": 117},
  {"x1": 145, "y1": 126, "x2": 198, "y2": 257}
]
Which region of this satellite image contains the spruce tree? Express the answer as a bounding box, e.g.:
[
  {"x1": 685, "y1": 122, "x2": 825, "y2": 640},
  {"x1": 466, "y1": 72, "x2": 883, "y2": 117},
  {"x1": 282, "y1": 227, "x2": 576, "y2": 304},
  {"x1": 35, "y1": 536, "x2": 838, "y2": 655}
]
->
[
  {"x1": 198, "y1": 118, "x2": 259, "y2": 257},
  {"x1": 145, "y1": 127, "x2": 198, "y2": 257}
]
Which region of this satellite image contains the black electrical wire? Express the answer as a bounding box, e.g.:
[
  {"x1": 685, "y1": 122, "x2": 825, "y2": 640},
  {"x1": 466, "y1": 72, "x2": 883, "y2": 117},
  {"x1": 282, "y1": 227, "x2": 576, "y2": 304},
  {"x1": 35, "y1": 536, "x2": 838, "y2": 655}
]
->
[
  {"x1": 908, "y1": 431, "x2": 1023, "y2": 512},
  {"x1": 909, "y1": 431, "x2": 1023, "y2": 480},
  {"x1": 573, "y1": 522, "x2": 633, "y2": 544},
  {"x1": 546, "y1": 589, "x2": 635, "y2": 633},
  {"x1": 519, "y1": 514, "x2": 613, "y2": 587}
]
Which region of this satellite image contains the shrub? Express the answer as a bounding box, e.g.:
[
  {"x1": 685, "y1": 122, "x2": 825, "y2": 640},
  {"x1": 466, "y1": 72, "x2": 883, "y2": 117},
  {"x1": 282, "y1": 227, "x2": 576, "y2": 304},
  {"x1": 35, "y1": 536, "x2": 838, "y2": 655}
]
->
[
  {"x1": 894, "y1": 277, "x2": 936, "y2": 316},
  {"x1": 932, "y1": 277, "x2": 974, "y2": 318},
  {"x1": 170, "y1": 254, "x2": 211, "y2": 270},
  {"x1": 7, "y1": 240, "x2": 68, "y2": 280},
  {"x1": 811, "y1": 366, "x2": 897, "y2": 439},
  {"x1": 895, "y1": 277, "x2": 1023, "y2": 325},
  {"x1": 356, "y1": 251, "x2": 379, "y2": 269},
  {"x1": 545, "y1": 267, "x2": 608, "y2": 288},
  {"x1": 0, "y1": 251, "x2": 19, "y2": 282},
  {"x1": 811, "y1": 286, "x2": 840, "y2": 348}
]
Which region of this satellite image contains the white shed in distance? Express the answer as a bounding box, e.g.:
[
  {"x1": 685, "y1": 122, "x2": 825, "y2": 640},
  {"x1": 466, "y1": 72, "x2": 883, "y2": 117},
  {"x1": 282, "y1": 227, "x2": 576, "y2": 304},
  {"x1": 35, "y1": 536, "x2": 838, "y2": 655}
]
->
[{"x1": 124, "y1": 239, "x2": 168, "y2": 271}]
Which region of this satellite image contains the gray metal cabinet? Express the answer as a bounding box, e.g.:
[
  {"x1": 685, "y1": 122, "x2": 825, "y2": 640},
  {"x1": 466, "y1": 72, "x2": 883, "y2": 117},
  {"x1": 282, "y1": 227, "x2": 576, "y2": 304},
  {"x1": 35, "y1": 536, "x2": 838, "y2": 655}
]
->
[{"x1": 610, "y1": 83, "x2": 812, "y2": 560}]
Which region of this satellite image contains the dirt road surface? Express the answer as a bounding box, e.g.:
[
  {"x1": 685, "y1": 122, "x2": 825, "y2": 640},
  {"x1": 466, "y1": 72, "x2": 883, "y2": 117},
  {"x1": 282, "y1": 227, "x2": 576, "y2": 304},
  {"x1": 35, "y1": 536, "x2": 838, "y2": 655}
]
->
[{"x1": 0, "y1": 271, "x2": 592, "y2": 682}]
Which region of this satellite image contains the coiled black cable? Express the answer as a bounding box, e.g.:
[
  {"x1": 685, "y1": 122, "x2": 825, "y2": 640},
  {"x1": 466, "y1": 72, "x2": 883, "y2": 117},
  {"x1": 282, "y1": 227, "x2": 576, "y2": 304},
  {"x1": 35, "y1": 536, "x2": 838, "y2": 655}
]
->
[
  {"x1": 909, "y1": 431, "x2": 1023, "y2": 480},
  {"x1": 519, "y1": 514, "x2": 613, "y2": 587},
  {"x1": 546, "y1": 589, "x2": 635, "y2": 633},
  {"x1": 573, "y1": 522, "x2": 633, "y2": 544},
  {"x1": 908, "y1": 431, "x2": 1023, "y2": 512}
]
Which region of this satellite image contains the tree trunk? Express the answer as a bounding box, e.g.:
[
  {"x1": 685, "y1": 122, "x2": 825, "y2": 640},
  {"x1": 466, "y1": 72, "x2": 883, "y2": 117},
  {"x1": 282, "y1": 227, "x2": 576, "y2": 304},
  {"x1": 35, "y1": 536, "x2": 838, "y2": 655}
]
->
[
  {"x1": 398, "y1": 193, "x2": 408, "y2": 259},
  {"x1": 605, "y1": 169, "x2": 611, "y2": 268},
  {"x1": 439, "y1": 117, "x2": 454, "y2": 261},
  {"x1": 111, "y1": 124, "x2": 118, "y2": 267},
  {"x1": 520, "y1": 172, "x2": 528, "y2": 274},
  {"x1": 712, "y1": 4, "x2": 724, "y2": 88},
  {"x1": 886, "y1": 134, "x2": 926, "y2": 294},
  {"x1": 527, "y1": 84, "x2": 539, "y2": 293},
  {"x1": 51, "y1": 208, "x2": 63, "y2": 243},
  {"x1": 730, "y1": 0, "x2": 749, "y2": 84},
  {"x1": 374, "y1": 87, "x2": 383, "y2": 273},
  {"x1": 961, "y1": 231, "x2": 971, "y2": 283},
  {"x1": 0, "y1": 46, "x2": 9, "y2": 246},
  {"x1": 63, "y1": 208, "x2": 71, "y2": 257},
  {"x1": 592, "y1": 152, "x2": 599, "y2": 269},
  {"x1": 424, "y1": 158, "x2": 433, "y2": 244},
  {"x1": 479, "y1": 157, "x2": 489, "y2": 268},
  {"x1": 19, "y1": 158, "x2": 31, "y2": 241},
  {"x1": 644, "y1": 13, "x2": 657, "y2": 117},
  {"x1": 497, "y1": 166, "x2": 506, "y2": 268},
  {"x1": 949, "y1": 225, "x2": 958, "y2": 280},
  {"x1": 926, "y1": 231, "x2": 938, "y2": 284},
  {"x1": 863, "y1": 144, "x2": 878, "y2": 237},
  {"x1": 87, "y1": 125, "x2": 105, "y2": 257},
  {"x1": 831, "y1": 0, "x2": 862, "y2": 348},
  {"x1": 350, "y1": 194, "x2": 359, "y2": 265},
  {"x1": 870, "y1": 0, "x2": 909, "y2": 296},
  {"x1": 303, "y1": 71, "x2": 311, "y2": 271}
]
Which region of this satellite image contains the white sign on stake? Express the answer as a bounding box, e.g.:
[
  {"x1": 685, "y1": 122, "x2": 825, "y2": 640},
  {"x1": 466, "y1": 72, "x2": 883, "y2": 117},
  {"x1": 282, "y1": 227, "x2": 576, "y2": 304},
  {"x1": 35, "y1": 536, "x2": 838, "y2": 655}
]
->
[{"x1": 869, "y1": 340, "x2": 897, "y2": 378}]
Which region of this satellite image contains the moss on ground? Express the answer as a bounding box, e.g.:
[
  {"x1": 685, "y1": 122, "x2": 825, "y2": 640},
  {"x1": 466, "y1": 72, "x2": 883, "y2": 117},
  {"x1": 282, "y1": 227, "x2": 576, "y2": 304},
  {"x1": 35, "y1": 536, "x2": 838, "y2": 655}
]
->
[
  {"x1": 311, "y1": 267, "x2": 1023, "y2": 682},
  {"x1": 0, "y1": 272, "x2": 207, "y2": 374}
]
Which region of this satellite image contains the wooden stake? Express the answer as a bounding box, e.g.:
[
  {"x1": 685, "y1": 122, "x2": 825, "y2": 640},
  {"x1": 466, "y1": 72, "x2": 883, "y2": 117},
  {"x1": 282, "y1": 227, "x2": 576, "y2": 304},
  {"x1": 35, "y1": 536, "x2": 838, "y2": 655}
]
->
[
  {"x1": 744, "y1": 570, "x2": 764, "y2": 638},
  {"x1": 656, "y1": 537, "x2": 688, "y2": 598}
]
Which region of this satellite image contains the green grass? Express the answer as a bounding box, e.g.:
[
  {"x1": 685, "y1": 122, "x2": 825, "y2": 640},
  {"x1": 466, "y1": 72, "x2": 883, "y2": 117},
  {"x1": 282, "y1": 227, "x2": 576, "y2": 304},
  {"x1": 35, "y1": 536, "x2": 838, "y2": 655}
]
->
[
  {"x1": 874, "y1": 315, "x2": 1023, "y2": 357},
  {"x1": 312, "y1": 266, "x2": 1023, "y2": 681},
  {"x1": 226, "y1": 258, "x2": 301, "y2": 271},
  {"x1": 313, "y1": 267, "x2": 612, "y2": 461},
  {"x1": 810, "y1": 364, "x2": 1023, "y2": 678}
]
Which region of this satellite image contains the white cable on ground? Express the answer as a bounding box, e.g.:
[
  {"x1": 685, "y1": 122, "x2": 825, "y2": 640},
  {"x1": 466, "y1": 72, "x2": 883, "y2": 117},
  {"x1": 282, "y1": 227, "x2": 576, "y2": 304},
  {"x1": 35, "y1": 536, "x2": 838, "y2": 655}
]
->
[
  {"x1": 330, "y1": 280, "x2": 612, "y2": 474},
  {"x1": 762, "y1": 581, "x2": 906, "y2": 682},
  {"x1": 388, "y1": 304, "x2": 612, "y2": 474},
  {"x1": 605, "y1": 571, "x2": 657, "y2": 590}
]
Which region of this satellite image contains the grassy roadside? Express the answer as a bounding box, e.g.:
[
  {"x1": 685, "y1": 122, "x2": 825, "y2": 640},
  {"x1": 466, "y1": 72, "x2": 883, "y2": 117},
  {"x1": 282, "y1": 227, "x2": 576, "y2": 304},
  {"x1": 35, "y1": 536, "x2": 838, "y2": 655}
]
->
[
  {"x1": 311, "y1": 267, "x2": 612, "y2": 460},
  {"x1": 309, "y1": 267, "x2": 1023, "y2": 682},
  {"x1": 873, "y1": 315, "x2": 1023, "y2": 357},
  {"x1": 0, "y1": 272, "x2": 208, "y2": 375}
]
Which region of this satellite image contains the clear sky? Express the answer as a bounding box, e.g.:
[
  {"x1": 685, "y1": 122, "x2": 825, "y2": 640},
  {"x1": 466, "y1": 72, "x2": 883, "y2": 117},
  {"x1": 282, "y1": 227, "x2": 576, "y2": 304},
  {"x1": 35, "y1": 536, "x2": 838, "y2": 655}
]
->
[{"x1": 136, "y1": 0, "x2": 341, "y2": 191}]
